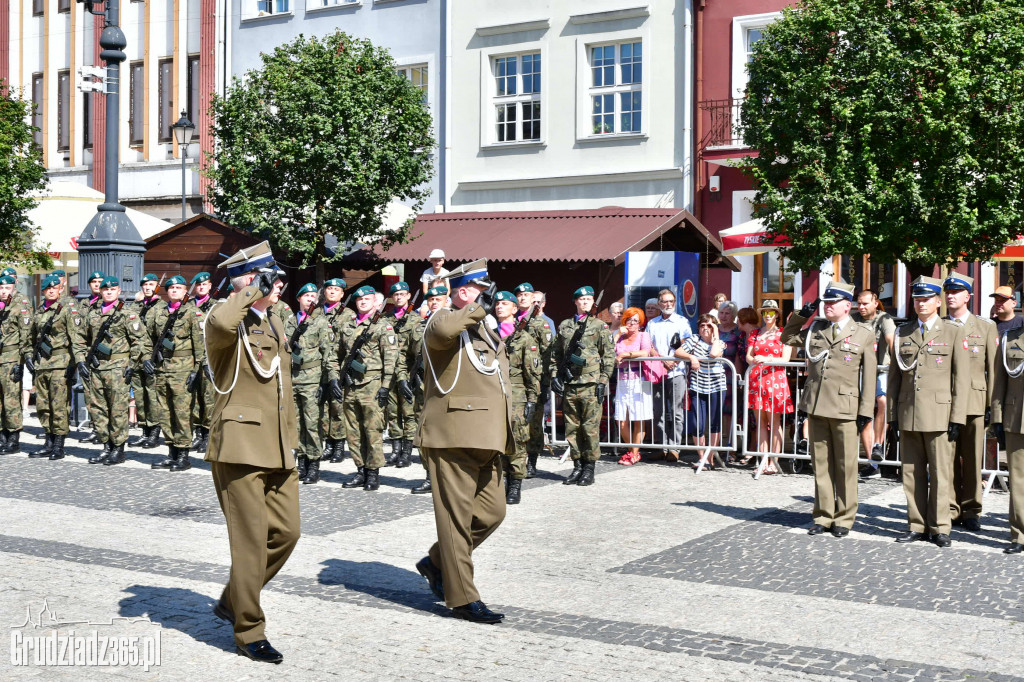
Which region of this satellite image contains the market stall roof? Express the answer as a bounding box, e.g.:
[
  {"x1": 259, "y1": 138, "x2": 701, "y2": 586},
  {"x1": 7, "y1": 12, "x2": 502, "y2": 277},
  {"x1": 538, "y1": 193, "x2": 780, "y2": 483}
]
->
[{"x1": 375, "y1": 207, "x2": 740, "y2": 271}]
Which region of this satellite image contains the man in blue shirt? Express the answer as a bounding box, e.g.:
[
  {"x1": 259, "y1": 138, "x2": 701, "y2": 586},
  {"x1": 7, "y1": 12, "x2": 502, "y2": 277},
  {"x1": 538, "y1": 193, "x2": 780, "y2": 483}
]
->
[{"x1": 646, "y1": 288, "x2": 692, "y2": 460}]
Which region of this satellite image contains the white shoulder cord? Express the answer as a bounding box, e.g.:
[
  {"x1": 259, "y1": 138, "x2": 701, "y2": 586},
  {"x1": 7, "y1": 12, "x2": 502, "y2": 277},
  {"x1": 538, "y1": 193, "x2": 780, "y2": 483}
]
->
[
  {"x1": 893, "y1": 333, "x2": 919, "y2": 372},
  {"x1": 423, "y1": 311, "x2": 462, "y2": 396},
  {"x1": 202, "y1": 305, "x2": 283, "y2": 398},
  {"x1": 804, "y1": 320, "x2": 829, "y2": 364},
  {"x1": 1003, "y1": 332, "x2": 1024, "y2": 378}
]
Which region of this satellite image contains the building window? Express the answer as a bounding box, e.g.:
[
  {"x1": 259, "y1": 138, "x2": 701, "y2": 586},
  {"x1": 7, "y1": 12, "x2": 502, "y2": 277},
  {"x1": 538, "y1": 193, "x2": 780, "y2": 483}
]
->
[
  {"x1": 57, "y1": 70, "x2": 70, "y2": 151},
  {"x1": 588, "y1": 41, "x2": 642, "y2": 136},
  {"x1": 187, "y1": 55, "x2": 201, "y2": 125},
  {"x1": 257, "y1": 0, "x2": 289, "y2": 13},
  {"x1": 731, "y1": 12, "x2": 781, "y2": 100},
  {"x1": 31, "y1": 74, "x2": 43, "y2": 147},
  {"x1": 83, "y1": 94, "x2": 92, "y2": 149},
  {"x1": 158, "y1": 58, "x2": 174, "y2": 142},
  {"x1": 491, "y1": 53, "x2": 540, "y2": 144},
  {"x1": 33, "y1": 0, "x2": 43, "y2": 16},
  {"x1": 129, "y1": 61, "x2": 144, "y2": 146},
  {"x1": 58, "y1": 0, "x2": 71, "y2": 12},
  {"x1": 314, "y1": 0, "x2": 358, "y2": 6},
  {"x1": 396, "y1": 64, "x2": 428, "y2": 105}
]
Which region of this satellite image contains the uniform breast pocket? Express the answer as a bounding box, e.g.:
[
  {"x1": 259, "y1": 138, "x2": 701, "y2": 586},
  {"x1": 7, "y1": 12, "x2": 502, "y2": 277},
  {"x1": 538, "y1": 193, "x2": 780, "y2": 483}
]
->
[
  {"x1": 930, "y1": 347, "x2": 951, "y2": 367},
  {"x1": 447, "y1": 395, "x2": 490, "y2": 412},
  {"x1": 221, "y1": 405, "x2": 262, "y2": 426}
]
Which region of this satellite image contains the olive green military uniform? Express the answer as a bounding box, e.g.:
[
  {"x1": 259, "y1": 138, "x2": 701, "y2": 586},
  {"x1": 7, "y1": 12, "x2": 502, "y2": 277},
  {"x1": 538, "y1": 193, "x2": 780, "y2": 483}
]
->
[
  {"x1": 947, "y1": 314, "x2": 996, "y2": 524},
  {"x1": 190, "y1": 296, "x2": 219, "y2": 433},
  {"x1": 146, "y1": 301, "x2": 205, "y2": 448},
  {"x1": 888, "y1": 318, "x2": 970, "y2": 536},
  {"x1": 386, "y1": 310, "x2": 426, "y2": 454},
  {"x1": 524, "y1": 313, "x2": 554, "y2": 458},
  {"x1": 552, "y1": 315, "x2": 614, "y2": 463},
  {"x1": 316, "y1": 303, "x2": 356, "y2": 449},
  {"x1": 0, "y1": 298, "x2": 29, "y2": 432},
  {"x1": 130, "y1": 297, "x2": 163, "y2": 430},
  {"x1": 30, "y1": 301, "x2": 76, "y2": 437},
  {"x1": 284, "y1": 309, "x2": 335, "y2": 462},
  {"x1": 504, "y1": 328, "x2": 541, "y2": 479},
  {"x1": 782, "y1": 312, "x2": 877, "y2": 530},
  {"x1": 72, "y1": 303, "x2": 149, "y2": 446},
  {"x1": 335, "y1": 314, "x2": 399, "y2": 470},
  {"x1": 991, "y1": 327, "x2": 1024, "y2": 544}
]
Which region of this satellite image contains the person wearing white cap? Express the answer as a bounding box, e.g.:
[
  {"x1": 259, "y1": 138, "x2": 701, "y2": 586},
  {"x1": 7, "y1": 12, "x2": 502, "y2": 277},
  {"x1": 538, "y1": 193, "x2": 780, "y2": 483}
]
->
[{"x1": 420, "y1": 248, "x2": 450, "y2": 296}]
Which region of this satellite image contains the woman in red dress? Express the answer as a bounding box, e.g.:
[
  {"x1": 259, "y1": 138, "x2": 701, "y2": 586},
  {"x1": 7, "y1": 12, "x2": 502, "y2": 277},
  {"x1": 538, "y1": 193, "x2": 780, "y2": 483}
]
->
[{"x1": 745, "y1": 299, "x2": 793, "y2": 473}]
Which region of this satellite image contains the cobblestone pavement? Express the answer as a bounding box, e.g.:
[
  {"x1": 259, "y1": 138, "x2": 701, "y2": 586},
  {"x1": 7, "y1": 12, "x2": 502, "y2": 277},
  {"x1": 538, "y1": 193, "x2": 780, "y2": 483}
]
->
[{"x1": 2, "y1": 417, "x2": 1023, "y2": 680}]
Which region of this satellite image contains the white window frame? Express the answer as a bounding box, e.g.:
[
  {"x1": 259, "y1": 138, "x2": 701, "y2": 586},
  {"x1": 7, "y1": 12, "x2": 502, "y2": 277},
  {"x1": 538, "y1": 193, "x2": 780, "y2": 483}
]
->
[
  {"x1": 731, "y1": 12, "x2": 781, "y2": 101},
  {"x1": 575, "y1": 32, "x2": 648, "y2": 142},
  {"x1": 242, "y1": 0, "x2": 293, "y2": 20},
  {"x1": 395, "y1": 54, "x2": 437, "y2": 141},
  {"x1": 396, "y1": 62, "x2": 430, "y2": 107},
  {"x1": 305, "y1": 0, "x2": 360, "y2": 13},
  {"x1": 478, "y1": 46, "x2": 545, "y2": 149}
]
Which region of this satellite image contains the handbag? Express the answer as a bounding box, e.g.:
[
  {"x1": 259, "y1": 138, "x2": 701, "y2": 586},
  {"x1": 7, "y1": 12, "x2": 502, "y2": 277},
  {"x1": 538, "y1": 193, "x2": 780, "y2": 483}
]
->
[{"x1": 641, "y1": 356, "x2": 667, "y2": 383}]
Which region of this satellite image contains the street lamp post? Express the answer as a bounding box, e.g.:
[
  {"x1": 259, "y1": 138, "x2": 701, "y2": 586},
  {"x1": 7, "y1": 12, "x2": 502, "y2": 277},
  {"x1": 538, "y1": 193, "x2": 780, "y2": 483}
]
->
[{"x1": 171, "y1": 111, "x2": 195, "y2": 223}]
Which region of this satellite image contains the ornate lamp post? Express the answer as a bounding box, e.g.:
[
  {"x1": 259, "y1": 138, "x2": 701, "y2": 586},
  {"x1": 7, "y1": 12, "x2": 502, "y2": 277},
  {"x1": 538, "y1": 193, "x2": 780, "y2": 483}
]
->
[{"x1": 171, "y1": 112, "x2": 195, "y2": 223}]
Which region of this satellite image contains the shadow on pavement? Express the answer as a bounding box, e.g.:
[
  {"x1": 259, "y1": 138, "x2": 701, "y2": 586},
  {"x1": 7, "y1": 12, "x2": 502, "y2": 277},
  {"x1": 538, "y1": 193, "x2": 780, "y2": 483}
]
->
[
  {"x1": 118, "y1": 585, "x2": 234, "y2": 652},
  {"x1": 317, "y1": 558, "x2": 448, "y2": 616}
]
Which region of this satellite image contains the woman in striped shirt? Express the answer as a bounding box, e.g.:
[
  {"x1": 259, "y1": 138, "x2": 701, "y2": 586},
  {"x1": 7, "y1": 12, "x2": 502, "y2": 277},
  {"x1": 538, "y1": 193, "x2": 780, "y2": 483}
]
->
[{"x1": 675, "y1": 315, "x2": 727, "y2": 469}]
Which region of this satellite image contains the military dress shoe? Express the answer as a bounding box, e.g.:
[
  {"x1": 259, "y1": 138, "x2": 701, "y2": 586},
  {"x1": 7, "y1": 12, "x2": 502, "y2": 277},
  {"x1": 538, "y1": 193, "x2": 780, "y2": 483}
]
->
[
  {"x1": 932, "y1": 533, "x2": 952, "y2": 548},
  {"x1": 236, "y1": 639, "x2": 283, "y2": 664},
  {"x1": 212, "y1": 598, "x2": 234, "y2": 624},
  {"x1": 450, "y1": 601, "x2": 504, "y2": 624},
  {"x1": 415, "y1": 556, "x2": 444, "y2": 601},
  {"x1": 807, "y1": 524, "x2": 829, "y2": 536},
  {"x1": 961, "y1": 517, "x2": 982, "y2": 532},
  {"x1": 831, "y1": 526, "x2": 850, "y2": 538},
  {"x1": 1004, "y1": 543, "x2": 1023, "y2": 554},
  {"x1": 411, "y1": 472, "x2": 432, "y2": 494},
  {"x1": 895, "y1": 531, "x2": 929, "y2": 543}
]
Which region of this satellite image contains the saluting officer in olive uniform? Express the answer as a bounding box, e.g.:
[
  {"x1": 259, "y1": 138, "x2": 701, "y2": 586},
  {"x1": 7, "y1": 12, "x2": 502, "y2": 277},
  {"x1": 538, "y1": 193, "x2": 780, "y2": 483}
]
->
[
  {"x1": 514, "y1": 282, "x2": 554, "y2": 477},
  {"x1": 888, "y1": 276, "x2": 970, "y2": 547},
  {"x1": 26, "y1": 275, "x2": 78, "y2": 460},
  {"x1": 552, "y1": 286, "x2": 614, "y2": 487},
  {"x1": 336, "y1": 285, "x2": 399, "y2": 491},
  {"x1": 410, "y1": 285, "x2": 449, "y2": 495},
  {"x1": 72, "y1": 276, "x2": 150, "y2": 465},
  {"x1": 781, "y1": 281, "x2": 877, "y2": 536},
  {"x1": 129, "y1": 273, "x2": 164, "y2": 448},
  {"x1": 496, "y1": 290, "x2": 541, "y2": 504},
  {"x1": 942, "y1": 274, "x2": 996, "y2": 531},
  {"x1": 990, "y1": 318, "x2": 1024, "y2": 554},
  {"x1": 384, "y1": 281, "x2": 422, "y2": 468},
  {"x1": 189, "y1": 272, "x2": 218, "y2": 453},
  {"x1": 144, "y1": 276, "x2": 206, "y2": 472},
  {"x1": 315, "y1": 278, "x2": 355, "y2": 463},
  {"x1": 286, "y1": 283, "x2": 338, "y2": 485},
  {"x1": 0, "y1": 275, "x2": 29, "y2": 453}
]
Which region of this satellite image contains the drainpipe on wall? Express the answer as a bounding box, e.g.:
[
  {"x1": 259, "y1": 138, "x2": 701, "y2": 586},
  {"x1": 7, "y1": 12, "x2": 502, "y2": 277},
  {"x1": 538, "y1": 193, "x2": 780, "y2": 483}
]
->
[{"x1": 693, "y1": 0, "x2": 705, "y2": 222}]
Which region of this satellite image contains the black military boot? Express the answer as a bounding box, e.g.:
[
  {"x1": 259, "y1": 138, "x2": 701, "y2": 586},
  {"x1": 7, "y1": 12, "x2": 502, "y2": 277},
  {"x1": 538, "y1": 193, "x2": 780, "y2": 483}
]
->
[
  {"x1": 81, "y1": 430, "x2": 100, "y2": 444},
  {"x1": 577, "y1": 461, "x2": 596, "y2": 486},
  {"x1": 104, "y1": 441, "x2": 126, "y2": 466},
  {"x1": 296, "y1": 454, "x2": 309, "y2": 481},
  {"x1": 139, "y1": 426, "x2": 162, "y2": 449},
  {"x1": 395, "y1": 440, "x2": 412, "y2": 468},
  {"x1": 411, "y1": 470, "x2": 432, "y2": 494},
  {"x1": 363, "y1": 468, "x2": 380, "y2": 491},
  {"x1": 563, "y1": 459, "x2": 582, "y2": 485},
  {"x1": 343, "y1": 467, "x2": 366, "y2": 488},
  {"x1": 48, "y1": 435, "x2": 66, "y2": 461},
  {"x1": 302, "y1": 458, "x2": 321, "y2": 485},
  {"x1": 506, "y1": 477, "x2": 523, "y2": 505},
  {"x1": 526, "y1": 453, "x2": 538, "y2": 479},
  {"x1": 152, "y1": 445, "x2": 175, "y2": 469},
  {"x1": 385, "y1": 440, "x2": 399, "y2": 466},
  {"x1": 330, "y1": 440, "x2": 347, "y2": 463},
  {"x1": 0, "y1": 430, "x2": 9, "y2": 452},
  {"x1": 3, "y1": 430, "x2": 22, "y2": 453},
  {"x1": 197, "y1": 426, "x2": 209, "y2": 453},
  {"x1": 29, "y1": 433, "x2": 55, "y2": 458},
  {"x1": 89, "y1": 441, "x2": 113, "y2": 464},
  {"x1": 128, "y1": 425, "x2": 149, "y2": 447},
  {"x1": 191, "y1": 428, "x2": 202, "y2": 449},
  {"x1": 321, "y1": 440, "x2": 335, "y2": 462},
  {"x1": 170, "y1": 447, "x2": 191, "y2": 472}
]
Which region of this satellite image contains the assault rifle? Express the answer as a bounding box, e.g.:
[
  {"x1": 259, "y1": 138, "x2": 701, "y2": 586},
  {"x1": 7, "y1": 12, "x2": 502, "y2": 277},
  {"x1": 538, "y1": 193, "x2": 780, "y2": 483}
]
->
[
  {"x1": 212, "y1": 277, "x2": 227, "y2": 299},
  {"x1": 151, "y1": 282, "x2": 196, "y2": 368},
  {"x1": 392, "y1": 290, "x2": 422, "y2": 334},
  {"x1": 32, "y1": 303, "x2": 63, "y2": 363},
  {"x1": 507, "y1": 304, "x2": 538, "y2": 344},
  {"x1": 339, "y1": 303, "x2": 386, "y2": 388},
  {"x1": 85, "y1": 301, "x2": 124, "y2": 369},
  {"x1": 553, "y1": 290, "x2": 604, "y2": 391},
  {"x1": 288, "y1": 311, "x2": 312, "y2": 373}
]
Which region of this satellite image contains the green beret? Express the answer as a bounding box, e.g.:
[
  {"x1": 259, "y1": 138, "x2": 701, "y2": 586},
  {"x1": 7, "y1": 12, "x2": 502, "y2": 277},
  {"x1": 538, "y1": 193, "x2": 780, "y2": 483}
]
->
[
  {"x1": 388, "y1": 281, "x2": 410, "y2": 295},
  {"x1": 226, "y1": 283, "x2": 234, "y2": 293},
  {"x1": 0, "y1": 276, "x2": 14, "y2": 286},
  {"x1": 353, "y1": 285, "x2": 376, "y2": 298},
  {"x1": 88, "y1": 270, "x2": 105, "y2": 282},
  {"x1": 51, "y1": 269, "x2": 66, "y2": 278},
  {"x1": 41, "y1": 275, "x2": 60, "y2": 290},
  {"x1": 324, "y1": 278, "x2": 346, "y2": 289},
  {"x1": 495, "y1": 291, "x2": 516, "y2": 302},
  {"x1": 1, "y1": 267, "x2": 16, "y2": 278},
  {"x1": 427, "y1": 285, "x2": 448, "y2": 297},
  {"x1": 573, "y1": 285, "x2": 595, "y2": 299},
  {"x1": 513, "y1": 282, "x2": 534, "y2": 294},
  {"x1": 297, "y1": 283, "x2": 318, "y2": 296},
  {"x1": 190, "y1": 272, "x2": 211, "y2": 285},
  {"x1": 100, "y1": 276, "x2": 120, "y2": 288},
  {"x1": 164, "y1": 275, "x2": 186, "y2": 288},
  {"x1": 141, "y1": 273, "x2": 159, "y2": 284}
]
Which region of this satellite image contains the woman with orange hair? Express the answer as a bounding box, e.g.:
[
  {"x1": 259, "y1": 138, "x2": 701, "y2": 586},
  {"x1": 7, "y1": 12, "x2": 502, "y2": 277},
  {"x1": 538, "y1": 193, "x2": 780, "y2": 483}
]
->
[{"x1": 614, "y1": 307, "x2": 653, "y2": 465}]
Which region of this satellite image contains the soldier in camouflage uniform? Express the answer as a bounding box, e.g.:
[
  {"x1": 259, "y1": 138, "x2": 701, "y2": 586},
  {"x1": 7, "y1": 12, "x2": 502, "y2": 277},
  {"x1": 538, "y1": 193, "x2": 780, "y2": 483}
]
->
[
  {"x1": 496, "y1": 291, "x2": 541, "y2": 504},
  {"x1": 336, "y1": 285, "x2": 399, "y2": 491},
  {"x1": 0, "y1": 275, "x2": 29, "y2": 453},
  {"x1": 410, "y1": 285, "x2": 448, "y2": 495},
  {"x1": 71, "y1": 271, "x2": 106, "y2": 444},
  {"x1": 286, "y1": 283, "x2": 338, "y2": 485},
  {"x1": 128, "y1": 273, "x2": 163, "y2": 448},
  {"x1": 514, "y1": 282, "x2": 554, "y2": 477},
  {"x1": 315, "y1": 278, "x2": 355, "y2": 462},
  {"x1": 189, "y1": 272, "x2": 218, "y2": 452},
  {"x1": 552, "y1": 285, "x2": 614, "y2": 487},
  {"x1": 384, "y1": 281, "x2": 422, "y2": 468},
  {"x1": 26, "y1": 275, "x2": 77, "y2": 460},
  {"x1": 144, "y1": 276, "x2": 205, "y2": 472},
  {"x1": 72, "y1": 276, "x2": 149, "y2": 465}
]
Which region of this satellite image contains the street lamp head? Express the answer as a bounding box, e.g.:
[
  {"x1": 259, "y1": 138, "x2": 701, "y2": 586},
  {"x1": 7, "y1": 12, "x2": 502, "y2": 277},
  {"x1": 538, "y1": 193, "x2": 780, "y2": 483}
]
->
[{"x1": 172, "y1": 111, "x2": 195, "y2": 146}]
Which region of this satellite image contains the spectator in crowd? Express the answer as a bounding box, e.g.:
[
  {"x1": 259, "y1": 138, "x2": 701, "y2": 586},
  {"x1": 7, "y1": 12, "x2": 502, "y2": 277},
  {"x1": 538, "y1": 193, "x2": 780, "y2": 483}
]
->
[
  {"x1": 420, "y1": 249, "x2": 450, "y2": 295},
  {"x1": 717, "y1": 301, "x2": 744, "y2": 445},
  {"x1": 737, "y1": 306, "x2": 761, "y2": 336},
  {"x1": 708, "y1": 293, "x2": 727, "y2": 320},
  {"x1": 614, "y1": 308, "x2": 653, "y2": 465},
  {"x1": 992, "y1": 286, "x2": 1024, "y2": 336},
  {"x1": 533, "y1": 291, "x2": 556, "y2": 332},
  {"x1": 609, "y1": 301, "x2": 625, "y2": 340},
  {"x1": 744, "y1": 300, "x2": 793, "y2": 473},
  {"x1": 675, "y1": 315, "x2": 727, "y2": 470},
  {"x1": 853, "y1": 289, "x2": 897, "y2": 479},
  {"x1": 647, "y1": 289, "x2": 693, "y2": 461},
  {"x1": 645, "y1": 298, "x2": 660, "y2": 326}
]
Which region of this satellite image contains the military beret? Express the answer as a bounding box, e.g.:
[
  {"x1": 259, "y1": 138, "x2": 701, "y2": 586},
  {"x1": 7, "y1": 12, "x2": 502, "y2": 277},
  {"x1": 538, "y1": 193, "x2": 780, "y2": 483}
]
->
[
  {"x1": 573, "y1": 285, "x2": 595, "y2": 299},
  {"x1": 100, "y1": 276, "x2": 120, "y2": 288},
  {"x1": 353, "y1": 285, "x2": 376, "y2": 298},
  {"x1": 190, "y1": 272, "x2": 211, "y2": 285},
  {"x1": 41, "y1": 275, "x2": 60, "y2": 290},
  {"x1": 324, "y1": 278, "x2": 346, "y2": 289},
  {"x1": 388, "y1": 281, "x2": 410, "y2": 295},
  {"x1": 942, "y1": 274, "x2": 973, "y2": 293},
  {"x1": 141, "y1": 273, "x2": 160, "y2": 284},
  {"x1": 513, "y1": 282, "x2": 534, "y2": 294},
  {"x1": 164, "y1": 275, "x2": 186, "y2": 288},
  {"x1": 297, "y1": 282, "x2": 318, "y2": 296},
  {"x1": 88, "y1": 270, "x2": 106, "y2": 282},
  {"x1": 226, "y1": 283, "x2": 234, "y2": 293},
  {"x1": 427, "y1": 286, "x2": 448, "y2": 297},
  {"x1": 0, "y1": 275, "x2": 14, "y2": 286},
  {"x1": 51, "y1": 269, "x2": 66, "y2": 278},
  {"x1": 1, "y1": 267, "x2": 16, "y2": 278},
  {"x1": 495, "y1": 291, "x2": 516, "y2": 302}
]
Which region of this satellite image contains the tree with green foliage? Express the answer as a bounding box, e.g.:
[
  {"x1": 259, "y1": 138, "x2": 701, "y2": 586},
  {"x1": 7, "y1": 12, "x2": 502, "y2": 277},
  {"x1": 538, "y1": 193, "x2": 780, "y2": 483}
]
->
[
  {"x1": 741, "y1": 0, "x2": 1024, "y2": 275},
  {"x1": 206, "y1": 32, "x2": 435, "y2": 282},
  {"x1": 0, "y1": 83, "x2": 51, "y2": 271}
]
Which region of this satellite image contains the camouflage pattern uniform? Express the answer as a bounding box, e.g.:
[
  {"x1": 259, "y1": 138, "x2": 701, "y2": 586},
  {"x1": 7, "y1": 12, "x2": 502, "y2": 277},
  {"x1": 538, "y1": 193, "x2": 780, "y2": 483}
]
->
[
  {"x1": 523, "y1": 311, "x2": 555, "y2": 464},
  {"x1": 0, "y1": 298, "x2": 29, "y2": 433},
  {"x1": 504, "y1": 327, "x2": 541, "y2": 479},
  {"x1": 284, "y1": 309, "x2": 336, "y2": 463},
  {"x1": 72, "y1": 303, "x2": 149, "y2": 446},
  {"x1": 189, "y1": 295, "x2": 219, "y2": 436},
  {"x1": 316, "y1": 302, "x2": 356, "y2": 451},
  {"x1": 30, "y1": 300, "x2": 76, "y2": 438},
  {"x1": 129, "y1": 296, "x2": 163, "y2": 432},
  {"x1": 552, "y1": 315, "x2": 614, "y2": 464},
  {"x1": 385, "y1": 309, "x2": 425, "y2": 463},
  {"x1": 146, "y1": 300, "x2": 205, "y2": 448}
]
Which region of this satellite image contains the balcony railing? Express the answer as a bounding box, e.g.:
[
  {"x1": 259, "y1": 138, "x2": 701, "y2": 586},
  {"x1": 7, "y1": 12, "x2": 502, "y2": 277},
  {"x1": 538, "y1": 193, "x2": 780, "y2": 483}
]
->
[{"x1": 699, "y1": 98, "x2": 746, "y2": 149}]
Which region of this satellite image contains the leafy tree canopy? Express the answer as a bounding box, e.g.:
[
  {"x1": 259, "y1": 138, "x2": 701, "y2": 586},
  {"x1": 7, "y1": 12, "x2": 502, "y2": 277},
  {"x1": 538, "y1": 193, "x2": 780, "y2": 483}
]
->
[
  {"x1": 205, "y1": 32, "x2": 435, "y2": 279},
  {"x1": 0, "y1": 83, "x2": 51, "y2": 271},
  {"x1": 742, "y1": 0, "x2": 1024, "y2": 273}
]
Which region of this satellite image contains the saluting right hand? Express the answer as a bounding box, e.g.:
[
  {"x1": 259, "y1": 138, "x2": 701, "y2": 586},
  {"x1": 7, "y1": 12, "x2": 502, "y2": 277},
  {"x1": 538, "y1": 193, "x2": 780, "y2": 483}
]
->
[
  {"x1": 799, "y1": 298, "x2": 821, "y2": 318},
  {"x1": 255, "y1": 271, "x2": 276, "y2": 297}
]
